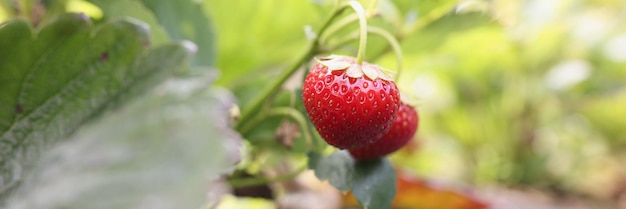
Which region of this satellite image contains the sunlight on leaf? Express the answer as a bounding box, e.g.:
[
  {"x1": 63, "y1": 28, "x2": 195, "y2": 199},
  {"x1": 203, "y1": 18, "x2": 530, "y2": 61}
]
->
[{"x1": 66, "y1": 0, "x2": 103, "y2": 19}]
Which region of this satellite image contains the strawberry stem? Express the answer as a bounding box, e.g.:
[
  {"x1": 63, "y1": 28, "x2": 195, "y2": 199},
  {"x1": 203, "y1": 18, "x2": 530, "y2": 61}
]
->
[
  {"x1": 239, "y1": 107, "x2": 313, "y2": 150},
  {"x1": 325, "y1": 26, "x2": 403, "y2": 79},
  {"x1": 349, "y1": 1, "x2": 368, "y2": 65},
  {"x1": 319, "y1": 13, "x2": 359, "y2": 46},
  {"x1": 268, "y1": 107, "x2": 313, "y2": 149},
  {"x1": 322, "y1": 0, "x2": 378, "y2": 44},
  {"x1": 235, "y1": 3, "x2": 350, "y2": 131},
  {"x1": 367, "y1": 26, "x2": 403, "y2": 80}
]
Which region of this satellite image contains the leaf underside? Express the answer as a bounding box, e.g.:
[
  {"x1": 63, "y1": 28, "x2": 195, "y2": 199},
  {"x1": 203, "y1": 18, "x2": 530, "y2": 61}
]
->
[
  {"x1": 0, "y1": 13, "x2": 191, "y2": 200},
  {"x1": 3, "y1": 76, "x2": 243, "y2": 209}
]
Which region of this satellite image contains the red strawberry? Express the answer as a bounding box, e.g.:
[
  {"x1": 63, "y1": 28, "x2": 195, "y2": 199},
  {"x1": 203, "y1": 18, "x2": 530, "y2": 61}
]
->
[
  {"x1": 349, "y1": 102, "x2": 419, "y2": 160},
  {"x1": 302, "y1": 55, "x2": 401, "y2": 149}
]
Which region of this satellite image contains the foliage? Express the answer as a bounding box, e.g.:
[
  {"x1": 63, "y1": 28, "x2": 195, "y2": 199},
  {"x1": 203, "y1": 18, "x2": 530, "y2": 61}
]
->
[
  {"x1": 309, "y1": 151, "x2": 396, "y2": 208},
  {"x1": 1, "y1": 0, "x2": 626, "y2": 208},
  {"x1": 0, "y1": 13, "x2": 192, "y2": 200},
  {"x1": 0, "y1": 0, "x2": 234, "y2": 208},
  {"x1": 4, "y1": 75, "x2": 242, "y2": 208}
]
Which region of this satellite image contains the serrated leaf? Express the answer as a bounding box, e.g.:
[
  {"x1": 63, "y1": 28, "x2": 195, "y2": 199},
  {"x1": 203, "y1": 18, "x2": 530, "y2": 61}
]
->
[
  {"x1": 352, "y1": 158, "x2": 396, "y2": 209},
  {"x1": 0, "y1": 14, "x2": 191, "y2": 200},
  {"x1": 308, "y1": 151, "x2": 355, "y2": 191},
  {"x1": 309, "y1": 151, "x2": 397, "y2": 209},
  {"x1": 4, "y1": 76, "x2": 243, "y2": 209},
  {"x1": 140, "y1": 0, "x2": 216, "y2": 67}
]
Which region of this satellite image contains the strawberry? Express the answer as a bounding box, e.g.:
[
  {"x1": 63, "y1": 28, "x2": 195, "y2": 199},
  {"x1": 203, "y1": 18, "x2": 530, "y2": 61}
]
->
[
  {"x1": 302, "y1": 55, "x2": 400, "y2": 149},
  {"x1": 349, "y1": 102, "x2": 419, "y2": 160}
]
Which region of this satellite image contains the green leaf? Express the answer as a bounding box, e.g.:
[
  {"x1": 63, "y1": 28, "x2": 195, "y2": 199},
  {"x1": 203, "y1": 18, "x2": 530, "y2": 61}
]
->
[
  {"x1": 352, "y1": 158, "x2": 397, "y2": 209},
  {"x1": 39, "y1": 0, "x2": 71, "y2": 21},
  {"x1": 0, "y1": 13, "x2": 191, "y2": 200},
  {"x1": 308, "y1": 151, "x2": 355, "y2": 191},
  {"x1": 3, "y1": 75, "x2": 243, "y2": 208},
  {"x1": 88, "y1": 0, "x2": 170, "y2": 45},
  {"x1": 140, "y1": 0, "x2": 216, "y2": 67},
  {"x1": 402, "y1": 12, "x2": 495, "y2": 55},
  {"x1": 308, "y1": 151, "x2": 397, "y2": 209},
  {"x1": 204, "y1": 0, "x2": 324, "y2": 86}
]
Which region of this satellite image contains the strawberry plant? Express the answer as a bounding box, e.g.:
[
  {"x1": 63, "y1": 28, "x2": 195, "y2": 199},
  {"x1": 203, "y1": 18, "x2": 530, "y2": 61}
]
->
[
  {"x1": 231, "y1": 1, "x2": 415, "y2": 208},
  {"x1": 0, "y1": 0, "x2": 417, "y2": 207},
  {"x1": 3, "y1": 0, "x2": 625, "y2": 208}
]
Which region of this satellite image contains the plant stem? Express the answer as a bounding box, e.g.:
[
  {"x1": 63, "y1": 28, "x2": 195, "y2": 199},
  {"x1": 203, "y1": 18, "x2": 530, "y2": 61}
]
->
[
  {"x1": 238, "y1": 106, "x2": 313, "y2": 148},
  {"x1": 235, "y1": 4, "x2": 349, "y2": 131},
  {"x1": 318, "y1": 3, "x2": 351, "y2": 39},
  {"x1": 327, "y1": 26, "x2": 403, "y2": 78},
  {"x1": 268, "y1": 107, "x2": 313, "y2": 149},
  {"x1": 238, "y1": 111, "x2": 268, "y2": 136},
  {"x1": 228, "y1": 164, "x2": 308, "y2": 188},
  {"x1": 367, "y1": 26, "x2": 403, "y2": 79},
  {"x1": 349, "y1": 1, "x2": 367, "y2": 65},
  {"x1": 319, "y1": 13, "x2": 359, "y2": 46},
  {"x1": 234, "y1": 43, "x2": 314, "y2": 131},
  {"x1": 367, "y1": 3, "x2": 454, "y2": 63},
  {"x1": 320, "y1": 0, "x2": 379, "y2": 47}
]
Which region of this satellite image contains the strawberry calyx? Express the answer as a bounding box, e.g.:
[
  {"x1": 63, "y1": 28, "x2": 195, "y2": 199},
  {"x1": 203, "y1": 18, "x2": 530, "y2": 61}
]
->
[{"x1": 316, "y1": 55, "x2": 394, "y2": 81}]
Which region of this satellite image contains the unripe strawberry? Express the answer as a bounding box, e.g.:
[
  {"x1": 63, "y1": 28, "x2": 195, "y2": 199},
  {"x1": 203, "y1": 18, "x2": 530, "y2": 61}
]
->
[{"x1": 302, "y1": 55, "x2": 400, "y2": 149}]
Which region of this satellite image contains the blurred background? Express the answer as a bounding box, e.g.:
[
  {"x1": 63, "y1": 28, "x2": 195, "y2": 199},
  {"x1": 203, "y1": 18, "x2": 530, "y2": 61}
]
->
[
  {"x1": 207, "y1": 0, "x2": 626, "y2": 207},
  {"x1": 205, "y1": 0, "x2": 626, "y2": 208},
  {"x1": 2, "y1": 0, "x2": 626, "y2": 208}
]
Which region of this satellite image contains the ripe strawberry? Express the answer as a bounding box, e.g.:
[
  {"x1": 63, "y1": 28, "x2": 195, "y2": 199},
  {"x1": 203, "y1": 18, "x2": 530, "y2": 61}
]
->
[
  {"x1": 302, "y1": 55, "x2": 400, "y2": 149},
  {"x1": 349, "y1": 102, "x2": 419, "y2": 160}
]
